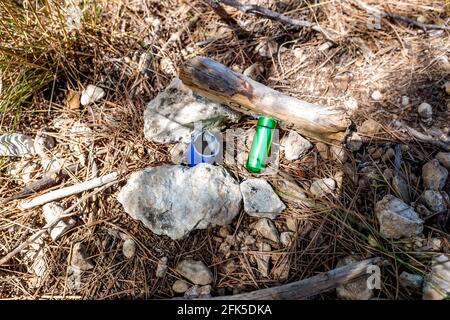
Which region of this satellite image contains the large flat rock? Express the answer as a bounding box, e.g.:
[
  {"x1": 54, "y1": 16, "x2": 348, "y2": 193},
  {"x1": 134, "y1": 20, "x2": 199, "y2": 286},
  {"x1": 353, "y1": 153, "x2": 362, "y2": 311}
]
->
[{"x1": 117, "y1": 163, "x2": 242, "y2": 240}]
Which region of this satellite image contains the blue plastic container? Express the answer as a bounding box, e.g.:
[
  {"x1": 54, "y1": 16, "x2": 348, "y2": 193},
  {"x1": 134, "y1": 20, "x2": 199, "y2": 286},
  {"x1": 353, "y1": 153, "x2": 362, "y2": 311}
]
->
[{"x1": 186, "y1": 130, "x2": 220, "y2": 166}]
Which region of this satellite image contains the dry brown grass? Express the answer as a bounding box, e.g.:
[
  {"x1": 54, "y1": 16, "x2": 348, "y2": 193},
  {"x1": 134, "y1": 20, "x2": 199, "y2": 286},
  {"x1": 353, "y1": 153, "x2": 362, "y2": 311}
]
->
[{"x1": 0, "y1": 0, "x2": 449, "y2": 299}]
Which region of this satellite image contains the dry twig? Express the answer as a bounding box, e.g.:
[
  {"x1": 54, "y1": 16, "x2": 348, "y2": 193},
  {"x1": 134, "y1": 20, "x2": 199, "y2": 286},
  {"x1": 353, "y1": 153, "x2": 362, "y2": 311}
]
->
[
  {"x1": 394, "y1": 120, "x2": 450, "y2": 151},
  {"x1": 353, "y1": 0, "x2": 450, "y2": 31},
  {"x1": 18, "y1": 172, "x2": 120, "y2": 210},
  {"x1": 217, "y1": 0, "x2": 339, "y2": 42},
  {"x1": 204, "y1": 257, "x2": 386, "y2": 299}
]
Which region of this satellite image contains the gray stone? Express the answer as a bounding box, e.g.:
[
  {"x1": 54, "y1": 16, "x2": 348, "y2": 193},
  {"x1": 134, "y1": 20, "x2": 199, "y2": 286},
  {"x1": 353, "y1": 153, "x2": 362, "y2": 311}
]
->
[
  {"x1": 240, "y1": 179, "x2": 286, "y2": 219},
  {"x1": 184, "y1": 285, "x2": 210, "y2": 298},
  {"x1": 198, "y1": 285, "x2": 212, "y2": 296},
  {"x1": 282, "y1": 131, "x2": 312, "y2": 160},
  {"x1": 42, "y1": 202, "x2": 76, "y2": 240},
  {"x1": 219, "y1": 242, "x2": 231, "y2": 257},
  {"x1": 422, "y1": 190, "x2": 448, "y2": 212},
  {"x1": 310, "y1": 178, "x2": 336, "y2": 197},
  {"x1": 122, "y1": 238, "x2": 136, "y2": 259},
  {"x1": 359, "y1": 119, "x2": 381, "y2": 136},
  {"x1": 244, "y1": 235, "x2": 256, "y2": 245},
  {"x1": 70, "y1": 242, "x2": 94, "y2": 271},
  {"x1": 418, "y1": 102, "x2": 432, "y2": 119},
  {"x1": 156, "y1": 257, "x2": 168, "y2": 278},
  {"x1": 371, "y1": 90, "x2": 383, "y2": 101},
  {"x1": 80, "y1": 84, "x2": 105, "y2": 106},
  {"x1": 252, "y1": 218, "x2": 280, "y2": 243},
  {"x1": 330, "y1": 145, "x2": 348, "y2": 163},
  {"x1": 422, "y1": 159, "x2": 448, "y2": 191},
  {"x1": 117, "y1": 164, "x2": 242, "y2": 240},
  {"x1": 401, "y1": 96, "x2": 410, "y2": 106},
  {"x1": 375, "y1": 195, "x2": 423, "y2": 239},
  {"x1": 436, "y1": 152, "x2": 450, "y2": 169},
  {"x1": 0, "y1": 133, "x2": 35, "y2": 157},
  {"x1": 336, "y1": 256, "x2": 374, "y2": 300},
  {"x1": 175, "y1": 259, "x2": 213, "y2": 285},
  {"x1": 285, "y1": 217, "x2": 298, "y2": 232},
  {"x1": 423, "y1": 254, "x2": 450, "y2": 300},
  {"x1": 431, "y1": 238, "x2": 443, "y2": 252},
  {"x1": 280, "y1": 232, "x2": 294, "y2": 247},
  {"x1": 144, "y1": 79, "x2": 239, "y2": 144},
  {"x1": 172, "y1": 280, "x2": 190, "y2": 293},
  {"x1": 400, "y1": 272, "x2": 423, "y2": 289},
  {"x1": 346, "y1": 132, "x2": 363, "y2": 151}
]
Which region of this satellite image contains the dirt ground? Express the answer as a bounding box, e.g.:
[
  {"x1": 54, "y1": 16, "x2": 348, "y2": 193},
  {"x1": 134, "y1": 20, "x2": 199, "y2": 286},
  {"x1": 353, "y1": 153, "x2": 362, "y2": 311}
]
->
[{"x1": 0, "y1": 0, "x2": 449, "y2": 299}]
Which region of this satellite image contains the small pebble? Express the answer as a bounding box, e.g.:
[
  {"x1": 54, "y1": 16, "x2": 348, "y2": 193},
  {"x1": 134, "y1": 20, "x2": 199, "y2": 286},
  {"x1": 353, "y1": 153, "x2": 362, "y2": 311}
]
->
[
  {"x1": 371, "y1": 90, "x2": 383, "y2": 101},
  {"x1": 156, "y1": 257, "x2": 168, "y2": 278},
  {"x1": 401, "y1": 96, "x2": 410, "y2": 106},
  {"x1": 80, "y1": 84, "x2": 105, "y2": 106},
  {"x1": 418, "y1": 102, "x2": 432, "y2": 119},
  {"x1": 172, "y1": 280, "x2": 190, "y2": 294},
  {"x1": 280, "y1": 232, "x2": 294, "y2": 247},
  {"x1": 346, "y1": 132, "x2": 363, "y2": 151},
  {"x1": 122, "y1": 238, "x2": 136, "y2": 259}
]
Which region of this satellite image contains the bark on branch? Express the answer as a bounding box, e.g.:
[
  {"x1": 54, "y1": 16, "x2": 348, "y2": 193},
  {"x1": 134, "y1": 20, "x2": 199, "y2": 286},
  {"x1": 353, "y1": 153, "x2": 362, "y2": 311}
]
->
[
  {"x1": 217, "y1": 0, "x2": 339, "y2": 41},
  {"x1": 201, "y1": 257, "x2": 386, "y2": 299},
  {"x1": 180, "y1": 56, "x2": 351, "y2": 142}
]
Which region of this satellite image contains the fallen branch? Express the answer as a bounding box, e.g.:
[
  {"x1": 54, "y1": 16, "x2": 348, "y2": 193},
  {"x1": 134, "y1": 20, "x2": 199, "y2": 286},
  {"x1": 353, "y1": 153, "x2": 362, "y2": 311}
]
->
[
  {"x1": 204, "y1": 0, "x2": 249, "y2": 36},
  {"x1": 394, "y1": 120, "x2": 450, "y2": 151},
  {"x1": 18, "y1": 172, "x2": 120, "y2": 210},
  {"x1": 203, "y1": 257, "x2": 386, "y2": 300},
  {"x1": 354, "y1": 0, "x2": 450, "y2": 31},
  {"x1": 0, "y1": 180, "x2": 118, "y2": 266},
  {"x1": 7, "y1": 164, "x2": 79, "y2": 200},
  {"x1": 180, "y1": 56, "x2": 351, "y2": 142},
  {"x1": 217, "y1": 0, "x2": 338, "y2": 42}
]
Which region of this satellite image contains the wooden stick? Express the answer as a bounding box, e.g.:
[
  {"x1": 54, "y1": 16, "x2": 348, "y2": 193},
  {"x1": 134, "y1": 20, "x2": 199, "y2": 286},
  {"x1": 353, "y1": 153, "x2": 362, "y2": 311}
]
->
[
  {"x1": 354, "y1": 0, "x2": 450, "y2": 31},
  {"x1": 180, "y1": 56, "x2": 351, "y2": 142},
  {"x1": 0, "y1": 181, "x2": 118, "y2": 266},
  {"x1": 204, "y1": 257, "x2": 385, "y2": 300},
  {"x1": 394, "y1": 120, "x2": 450, "y2": 151},
  {"x1": 204, "y1": 0, "x2": 249, "y2": 36},
  {"x1": 7, "y1": 164, "x2": 79, "y2": 200},
  {"x1": 18, "y1": 172, "x2": 119, "y2": 210},
  {"x1": 218, "y1": 0, "x2": 338, "y2": 42}
]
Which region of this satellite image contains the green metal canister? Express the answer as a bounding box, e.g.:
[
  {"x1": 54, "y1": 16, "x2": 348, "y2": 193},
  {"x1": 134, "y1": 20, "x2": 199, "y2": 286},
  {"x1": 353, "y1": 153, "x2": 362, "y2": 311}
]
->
[{"x1": 245, "y1": 116, "x2": 277, "y2": 173}]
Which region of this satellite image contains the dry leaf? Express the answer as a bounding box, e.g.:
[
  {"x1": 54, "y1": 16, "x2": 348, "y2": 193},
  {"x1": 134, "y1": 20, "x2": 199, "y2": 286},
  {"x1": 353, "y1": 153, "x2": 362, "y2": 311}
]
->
[{"x1": 66, "y1": 89, "x2": 80, "y2": 111}]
